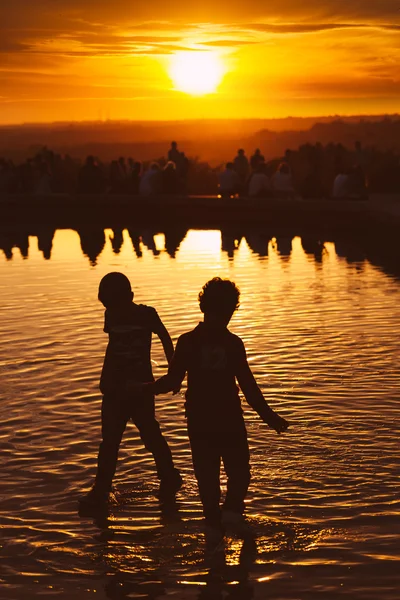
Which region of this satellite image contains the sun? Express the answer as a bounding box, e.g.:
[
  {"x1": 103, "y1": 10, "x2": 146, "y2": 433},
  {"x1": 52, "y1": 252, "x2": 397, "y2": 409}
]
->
[{"x1": 169, "y1": 51, "x2": 225, "y2": 96}]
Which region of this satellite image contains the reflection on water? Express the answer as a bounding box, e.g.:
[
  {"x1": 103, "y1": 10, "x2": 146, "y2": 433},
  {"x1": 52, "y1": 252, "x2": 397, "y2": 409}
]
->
[
  {"x1": 1, "y1": 225, "x2": 399, "y2": 277},
  {"x1": 0, "y1": 226, "x2": 399, "y2": 599}
]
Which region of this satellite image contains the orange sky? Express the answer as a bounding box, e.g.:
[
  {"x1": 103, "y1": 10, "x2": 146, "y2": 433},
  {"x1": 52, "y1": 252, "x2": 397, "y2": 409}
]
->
[{"x1": 1, "y1": 1, "x2": 399, "y2": 123}]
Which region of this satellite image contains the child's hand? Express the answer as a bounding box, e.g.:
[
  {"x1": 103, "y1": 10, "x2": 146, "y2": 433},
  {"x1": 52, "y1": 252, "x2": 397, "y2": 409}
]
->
[{"x1": 267, "y1": 411, "x2": 289, "y2": 434}]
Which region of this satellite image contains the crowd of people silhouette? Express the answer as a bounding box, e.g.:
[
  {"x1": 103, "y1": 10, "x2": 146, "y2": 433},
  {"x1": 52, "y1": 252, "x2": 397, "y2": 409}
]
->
[{"x1": 1, "y1": 140, "x2": 398, "y2": 199}]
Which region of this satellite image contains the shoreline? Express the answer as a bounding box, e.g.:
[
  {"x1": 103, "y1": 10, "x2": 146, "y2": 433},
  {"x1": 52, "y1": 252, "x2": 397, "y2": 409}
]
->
[{"x1": 0, "y1": 193, "x2": 399, "y2": 231}]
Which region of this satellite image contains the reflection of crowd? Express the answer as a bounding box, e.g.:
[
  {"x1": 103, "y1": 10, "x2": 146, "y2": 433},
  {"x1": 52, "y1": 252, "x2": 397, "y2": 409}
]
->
[
  {"x1": 1, "y1": 226, "x2": 398, "y2": 280},
  {"x1": 1, "y1": 140, "x2": 399, "y2": 198},
  {"x1": 0, "y1": 227, "x2": 188, "y2": 265}
]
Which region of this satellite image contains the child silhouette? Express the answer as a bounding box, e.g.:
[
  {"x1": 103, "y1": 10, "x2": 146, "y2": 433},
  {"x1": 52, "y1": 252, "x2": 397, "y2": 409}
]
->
[
  {"x1": 80, "y1": 272, "x2": 182, "y2": 508},
  {"x1": 142, "y1": 277, "x2": 289, "y2": 533}
]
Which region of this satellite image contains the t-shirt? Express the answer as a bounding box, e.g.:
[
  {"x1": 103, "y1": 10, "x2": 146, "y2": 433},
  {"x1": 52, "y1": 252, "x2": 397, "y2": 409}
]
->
[
  {"x1": 233, "y1": 155, "x2": 249, "y2": 180},
  {"x1": 218, "y1": 169, "x2": 240, "y2": 193},
  {"x1": 272, "y1": 171, "x2": 294, "y2": 192},
  {"x1": 153, "y1": 323, "x2": 273, "y2": 432},
  {"x1": 248, "y1": 173, "x2": 271, "y2": 197},
  {"x1": 139, "y1": 169, "x2": 161, "y2": 196},
  {"x1": 100, "y1": 303, "x2": 163, "y2": 394},
  {"x1": 332, "y1": 174, "x2": 348, "y2": 198}
]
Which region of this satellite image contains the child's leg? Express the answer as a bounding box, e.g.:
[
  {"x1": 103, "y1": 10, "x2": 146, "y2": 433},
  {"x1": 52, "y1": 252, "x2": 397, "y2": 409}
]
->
[
  {"x1": 131, "y1": 394, "x2": 177, "y2": 480},
  {"x1": 189, "y1": 431, "x2": 221, "y2": 522},
  {"x1": 221, "y1": 426, "x2": 250, "y2": 515},
  {"x1": 94, "y1": 394, "x2": 129, "y2": 494}
]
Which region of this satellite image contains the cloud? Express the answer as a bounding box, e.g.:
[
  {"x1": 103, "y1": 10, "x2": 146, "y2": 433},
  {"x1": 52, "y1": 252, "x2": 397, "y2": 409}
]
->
[{"x1": 1, "y1": 12, "x2": 399, "y2": 60}]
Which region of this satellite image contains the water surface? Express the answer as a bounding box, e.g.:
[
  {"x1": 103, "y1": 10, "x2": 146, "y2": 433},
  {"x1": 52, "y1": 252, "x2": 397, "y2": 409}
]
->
[{"x1": 0, "y1": 227, "x2": 399, "y2": 599}]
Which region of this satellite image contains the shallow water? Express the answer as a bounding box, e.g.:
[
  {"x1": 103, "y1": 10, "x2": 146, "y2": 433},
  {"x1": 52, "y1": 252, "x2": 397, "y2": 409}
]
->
[{"x1": 0, "y1": 227, "x2": 399, "y2": 600}]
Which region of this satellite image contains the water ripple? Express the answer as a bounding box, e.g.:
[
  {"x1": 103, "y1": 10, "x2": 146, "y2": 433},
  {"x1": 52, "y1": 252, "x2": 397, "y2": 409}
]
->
[{"x1": 0, "y1": 229, "x2": 399, "y2": 599}]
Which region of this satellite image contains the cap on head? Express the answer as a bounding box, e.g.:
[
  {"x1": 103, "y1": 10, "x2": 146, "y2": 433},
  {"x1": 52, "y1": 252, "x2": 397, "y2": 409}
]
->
[{"x1": 98, "y1": 272, "x2": 133, "y2": 308}]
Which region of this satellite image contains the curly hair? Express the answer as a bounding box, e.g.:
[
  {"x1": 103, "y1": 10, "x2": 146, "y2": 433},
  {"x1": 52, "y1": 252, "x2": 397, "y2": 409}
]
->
[{"x1": 198, "y1": 277, "x2": 240, "y2": 315}]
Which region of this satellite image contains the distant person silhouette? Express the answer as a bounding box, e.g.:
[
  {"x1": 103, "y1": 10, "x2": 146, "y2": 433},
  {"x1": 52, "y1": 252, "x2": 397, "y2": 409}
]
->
[
  {"x1": 248, "y1": 162, "x2": 272, "y2": 198},
  {"x1": 34, "y1": 162, "x2": 52, "y2": 195},
  {"x1": 276, "y1": 236, "x2": 293, "y2": 257},
  {"x1": 141, "y1": 230, "x2": 160, "y2": 256},
  {"x1": 218, "y1": 162, "x2": 240, "y2": 198},
  {"x1": 347, "y1": 164, "x2": 368, "y2": 199},
  {"x1": 80, "y1": 272, "x2": 182, "y2": 509},
  {"x1": 138, "y1": 277, "x2": 289, "y2": 534},
  {"x1": 177, "y1": 151, "x2": 190, "y2": 192},
  {"x1": 244, "y1": 231, "x2": 270, "y2": 257},
  {"x1": 0, "y1": 159, "x2": 15, "y2": 193},
  {"x1": 0, "y1": 232, "x2": 13, "y2": 260},
  {"x1": 117, "y1": 157, "x2": 128, "y2": 192},
  {"x1": 301, "y1": 236, "x2": 325, "y2": 262},
  {"x1": 109, "y1": 160, "x2": 120, "y2": 193},
  {"x1": 77, "y1": 228, "x2": 106, "y2": 266},
  {"x1": 109, "y1": 229, "x2": 124, "y2": 254},
  {"x1": 127, "y1": 229, "x2": 143, "y2": 258},
  {"x1": 332, "y1": 169, "x2": 349, "y2": 199},
  {"x1": 168, "y1": 141, "x2": 181, "y2": 165},
  {"x1": 162, "y1": 161, "x2": 179, "y2": 194},
  {"x1": 233, "y1": 149, "x2": 249, "y2": 193},
  {"x1": 118, "y1": 156, "x2": 127, "y2": 176},
  {"x1": 15, "y1": 232, "x2": 29, "y2": 259},
  {"x1": 221, "y1": 228, "x2": 242, "y2": 259},
  {"x1": 272, "y1": 163, "x2": 295, "y2": 198},
  {"x1": 37, "y1": 227, "x2": 55, "y2": 260},
  {"x1": 354, "y1": 141, "x2": 368, "y2": 171},
  {"x1": 139, "y1": 163, "x2": 162, "y2": 196},
  {"x1": 78, "y1": 156, "x2": 104, "y2": 194},
  {"x1": 250, "y1": 148, "x2": 265, "y2": 171},
  {"x1": 164, "y1": 228, "x2": 187, "y2": 258},
  {"x1": 300, "y1": 166, "x2": 324, "y2": 199},
  {"x1": 130, "y1": 161, "x2": 142, "y2": 195}
]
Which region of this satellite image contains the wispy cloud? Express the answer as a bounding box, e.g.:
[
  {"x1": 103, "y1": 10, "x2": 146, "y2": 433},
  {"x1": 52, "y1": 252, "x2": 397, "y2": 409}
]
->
[{"x1": 2, "y1": 18, "x2": 399, "y2": 58}]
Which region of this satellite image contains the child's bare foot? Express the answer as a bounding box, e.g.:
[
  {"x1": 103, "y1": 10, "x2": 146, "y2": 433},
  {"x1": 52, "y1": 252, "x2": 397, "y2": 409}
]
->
[
  {"x1": 157, "y1": 468, "x2": 183, "y2": 502},
  {"x1": 221, "y1": 510, "x2": 253, "y2": 538}
]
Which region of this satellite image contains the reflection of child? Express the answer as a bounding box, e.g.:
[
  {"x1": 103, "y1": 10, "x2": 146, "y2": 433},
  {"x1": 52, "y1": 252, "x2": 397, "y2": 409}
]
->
[
  {"x1": 143, "y1": 277, "x2": 289, "y2": 531},
  {"x1": 80, "y1": 272, "x2": 182, "y2": 508}
]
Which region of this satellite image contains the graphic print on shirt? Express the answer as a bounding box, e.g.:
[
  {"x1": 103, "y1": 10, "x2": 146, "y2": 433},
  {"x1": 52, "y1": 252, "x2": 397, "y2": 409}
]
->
[
  {"x1": 109, "y1": 324, "x2": 149, "y2": 377},
  {"x1": 200, "y1": 344, "x2": 228, "y2": 370}
]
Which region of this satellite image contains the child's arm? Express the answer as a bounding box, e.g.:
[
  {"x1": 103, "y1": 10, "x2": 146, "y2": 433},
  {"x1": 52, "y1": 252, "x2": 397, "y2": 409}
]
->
[
  {"x1": 155, "y1": 320, "x2": 174, "y2": 364},
  {"x1": 235, "y1": 339, "x2": 289, "y2": 434},
  {"x1": 136, "y1": 335, "x2": 188, "y2": 396}
]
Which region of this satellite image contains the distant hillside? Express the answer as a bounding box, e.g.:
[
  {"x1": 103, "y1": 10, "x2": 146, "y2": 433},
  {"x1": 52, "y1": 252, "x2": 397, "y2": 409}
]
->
[{"x1": 1, "y1": 115, "x2": 399, "y2": 165}]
